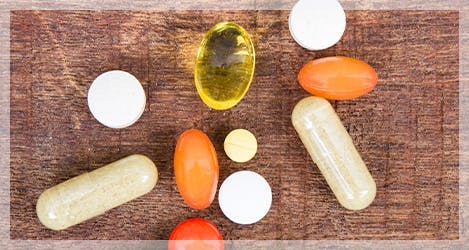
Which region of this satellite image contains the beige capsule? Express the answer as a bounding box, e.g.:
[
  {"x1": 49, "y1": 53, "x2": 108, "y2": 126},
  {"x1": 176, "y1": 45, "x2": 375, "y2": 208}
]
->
[
  {"x1": 36, "y1": 154, "x2": 158, "y2": 230},
  {"x1": 292, "y1": 97, "x2": 376, "y2": 210}
]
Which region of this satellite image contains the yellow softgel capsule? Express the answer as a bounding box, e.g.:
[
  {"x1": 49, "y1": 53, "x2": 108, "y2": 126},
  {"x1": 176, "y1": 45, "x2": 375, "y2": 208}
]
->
[
  {"x1": 36, "y1": 154, "x2": 158, "y2": 230},
  {"x1": 292, "y1": 97, "x2": 376, "y2": 210},
  {"x1": 224, "y1": 129, "x2": 257, "y2": 163},
  {"x1": 195, "y1": 22, "x2": 255, "y2": 110}
]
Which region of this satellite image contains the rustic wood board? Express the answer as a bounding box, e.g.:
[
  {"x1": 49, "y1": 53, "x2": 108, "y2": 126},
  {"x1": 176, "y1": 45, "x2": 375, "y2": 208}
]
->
[{"x1": 9, "y1": 10, "x2": 459, "y2": 240}]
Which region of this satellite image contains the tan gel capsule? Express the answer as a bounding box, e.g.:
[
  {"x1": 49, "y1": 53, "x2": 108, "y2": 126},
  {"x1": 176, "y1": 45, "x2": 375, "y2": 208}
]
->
[
  {"x1": 292, "y1": 96, "x2": 376, "y2": 210},
  {"x1": 36, "y1": 154, "x2": 158, "y2": 230}
]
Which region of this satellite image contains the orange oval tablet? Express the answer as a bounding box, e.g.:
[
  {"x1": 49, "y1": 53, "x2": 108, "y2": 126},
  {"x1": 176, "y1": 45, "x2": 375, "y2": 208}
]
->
[
  {"x1": 298, "y1": 56, "x2": 378, "y2": 100},
  {"x1": 174, "y1": 129, "x2": 219, "y2": 210}
]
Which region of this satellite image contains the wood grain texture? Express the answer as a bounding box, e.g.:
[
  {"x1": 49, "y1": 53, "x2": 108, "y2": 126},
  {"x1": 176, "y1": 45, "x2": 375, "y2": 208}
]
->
[{"x1": 9, "y1": 10, "x2": 459, "y2": 240}]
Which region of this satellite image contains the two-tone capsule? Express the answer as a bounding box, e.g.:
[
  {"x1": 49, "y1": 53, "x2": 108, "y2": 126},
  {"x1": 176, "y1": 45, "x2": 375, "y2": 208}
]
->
[{"x1": 292, "y1": 97, "x2": 376, "y2": 210}]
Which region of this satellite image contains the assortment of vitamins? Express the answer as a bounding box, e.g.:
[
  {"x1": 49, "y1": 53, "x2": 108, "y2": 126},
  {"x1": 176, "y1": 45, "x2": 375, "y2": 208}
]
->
[{"x1": 35, "y1": 0, "x2": 379, "y2": 247}]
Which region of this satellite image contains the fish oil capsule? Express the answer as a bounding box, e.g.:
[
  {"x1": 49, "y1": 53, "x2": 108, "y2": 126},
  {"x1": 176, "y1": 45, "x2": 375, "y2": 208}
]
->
[
  {"x1": 36, "y1": 154, "x2": 158, "y2": 230},
  {"x1": 195, "y1": 22, "x2": 255, "y2": 110},
  {"x1": 292, "y1": 97, "x2": 376, "y2": 210}
]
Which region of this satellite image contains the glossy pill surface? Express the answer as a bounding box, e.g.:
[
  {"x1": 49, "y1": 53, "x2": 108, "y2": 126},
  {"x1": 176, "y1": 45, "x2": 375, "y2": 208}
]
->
[
  {"x1": 298, "y1": 56, "x2": 378, "y2": 100},
  {"x1": 174, "y1": 129, "x2": 219, "y2": 209},
  {"x1": 36, "y1": 154, "x2": 158, "y2": 230},
  {"x1": 292, "y1": 97, "x2": 376, "y2": 210},
  {"x1": 168, "y1": 218, "x2": 224, "y2": 250},
  {"x1": 195, "y1": 22, "x2": 255, "y2": 110}
]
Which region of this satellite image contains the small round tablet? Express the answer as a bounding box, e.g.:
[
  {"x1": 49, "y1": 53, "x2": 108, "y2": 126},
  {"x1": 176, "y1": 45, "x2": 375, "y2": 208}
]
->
[
  {"x1": 218, "y1": 171, "x2": 272, "y2": 225},
  {"x1": 87, "y1": 70, "x2": 146, "y2": 129},
  {"x1": 224, "y1": 129, "x2": 257, "y2": 163},
  {"x1": 289, "y1": 0, "x2": 346, "y2": 50}
]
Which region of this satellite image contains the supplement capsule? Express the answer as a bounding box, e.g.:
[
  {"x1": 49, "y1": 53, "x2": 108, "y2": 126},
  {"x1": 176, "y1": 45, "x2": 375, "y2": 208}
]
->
[
  {"x1": 292, "y1": 97, "x2": 376, "y2": 210},
  {"x1": 174, "y1": 129, "x2": 219, "y2": 209},
  {"x1": 36, "y1": 154, "x2": 158, "y2": 230},
  {"x1": 195, "y1": 22, "x2": 255, "y2": 110},
  {"x1": 298, "y1": 56, "x2": 378, "y2": 100}
]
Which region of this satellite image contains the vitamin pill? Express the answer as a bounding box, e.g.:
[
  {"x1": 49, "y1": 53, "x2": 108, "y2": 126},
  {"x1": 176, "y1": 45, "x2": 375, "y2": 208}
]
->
[
  {"x1": 36, "y1": 154, "x2": 158, "y2": 230},
  {"x1": 174, "y1": 129, "x2": 219, "y2": 209},
  {"x1": 224, "y1": 129, "x2": 257, "y2": 163},
  {"x1": 88, "y1": 70, "x2": 146, "y2": 128},
  {"x1": 291, "y1": 97, "x2": 376, "y2": 210},
  {"x1": 195, "y1": 22, "x2": 255, "y2": 110},
  {"x1": 298, "y1": 56, "x2": 378, "y2": 100},
  {"x1": 168, "y1": 218, "x2": 224, "y2": 250},
  {"x1": 289, "y1": 0, "x2": 346, "y2": 50},
  {"x1": 218, "y1": 171, "x2": 271, "y2": 224}
]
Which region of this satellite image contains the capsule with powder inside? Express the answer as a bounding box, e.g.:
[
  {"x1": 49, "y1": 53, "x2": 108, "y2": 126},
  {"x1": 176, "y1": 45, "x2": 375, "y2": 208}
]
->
[
  {"x1": 292, "y1": 96, "x2": 376, "y2": 210},
  {"x1": 36, "y1": 154, "x2": 158, "y2": 230}
]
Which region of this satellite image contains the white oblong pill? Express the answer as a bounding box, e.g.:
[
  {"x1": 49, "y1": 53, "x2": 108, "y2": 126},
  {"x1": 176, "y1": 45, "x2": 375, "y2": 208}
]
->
[
  {"x1": 87, "y1": 70, "x2": 146, "y2": 129},
  {"x1": 289, "y1": 0, "x2": 346, "y2": 51},
  {"x1": 218, "y1": 170, "x2": 272, "y2": 225}
]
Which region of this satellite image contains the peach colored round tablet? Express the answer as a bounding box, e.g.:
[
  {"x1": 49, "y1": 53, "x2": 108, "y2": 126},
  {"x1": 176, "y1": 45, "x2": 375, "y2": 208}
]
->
[{"x1": 224, "y1": 129, "x2": 257, "y2": 163}]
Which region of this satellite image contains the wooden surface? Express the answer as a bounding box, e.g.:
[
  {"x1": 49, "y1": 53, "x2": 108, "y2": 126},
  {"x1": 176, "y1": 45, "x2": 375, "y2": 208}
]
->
[{"x1": 9, "y1": 10, "x2": 459, "y2": 240}]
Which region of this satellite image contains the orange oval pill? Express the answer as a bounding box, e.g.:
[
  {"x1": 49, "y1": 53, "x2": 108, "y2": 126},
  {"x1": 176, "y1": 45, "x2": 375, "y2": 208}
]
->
[
  {"x1": 298, "y1": 56, "x2": 378, "y2": 100},
  {"x1": 174, "y1": 129, "x2": 219, "y2": 210}
]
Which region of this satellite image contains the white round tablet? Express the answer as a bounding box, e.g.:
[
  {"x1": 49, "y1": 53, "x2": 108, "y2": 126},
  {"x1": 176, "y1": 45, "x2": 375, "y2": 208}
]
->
[
  {"x1": 87, "y1": 70, "x2": 146, "y2": 129},
  {"x1": 218, "y1": 171, "x2": 272, "y2": 225},
  {"x1": 289, "y1": 0, "x2": 346, "y2": 50}
]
